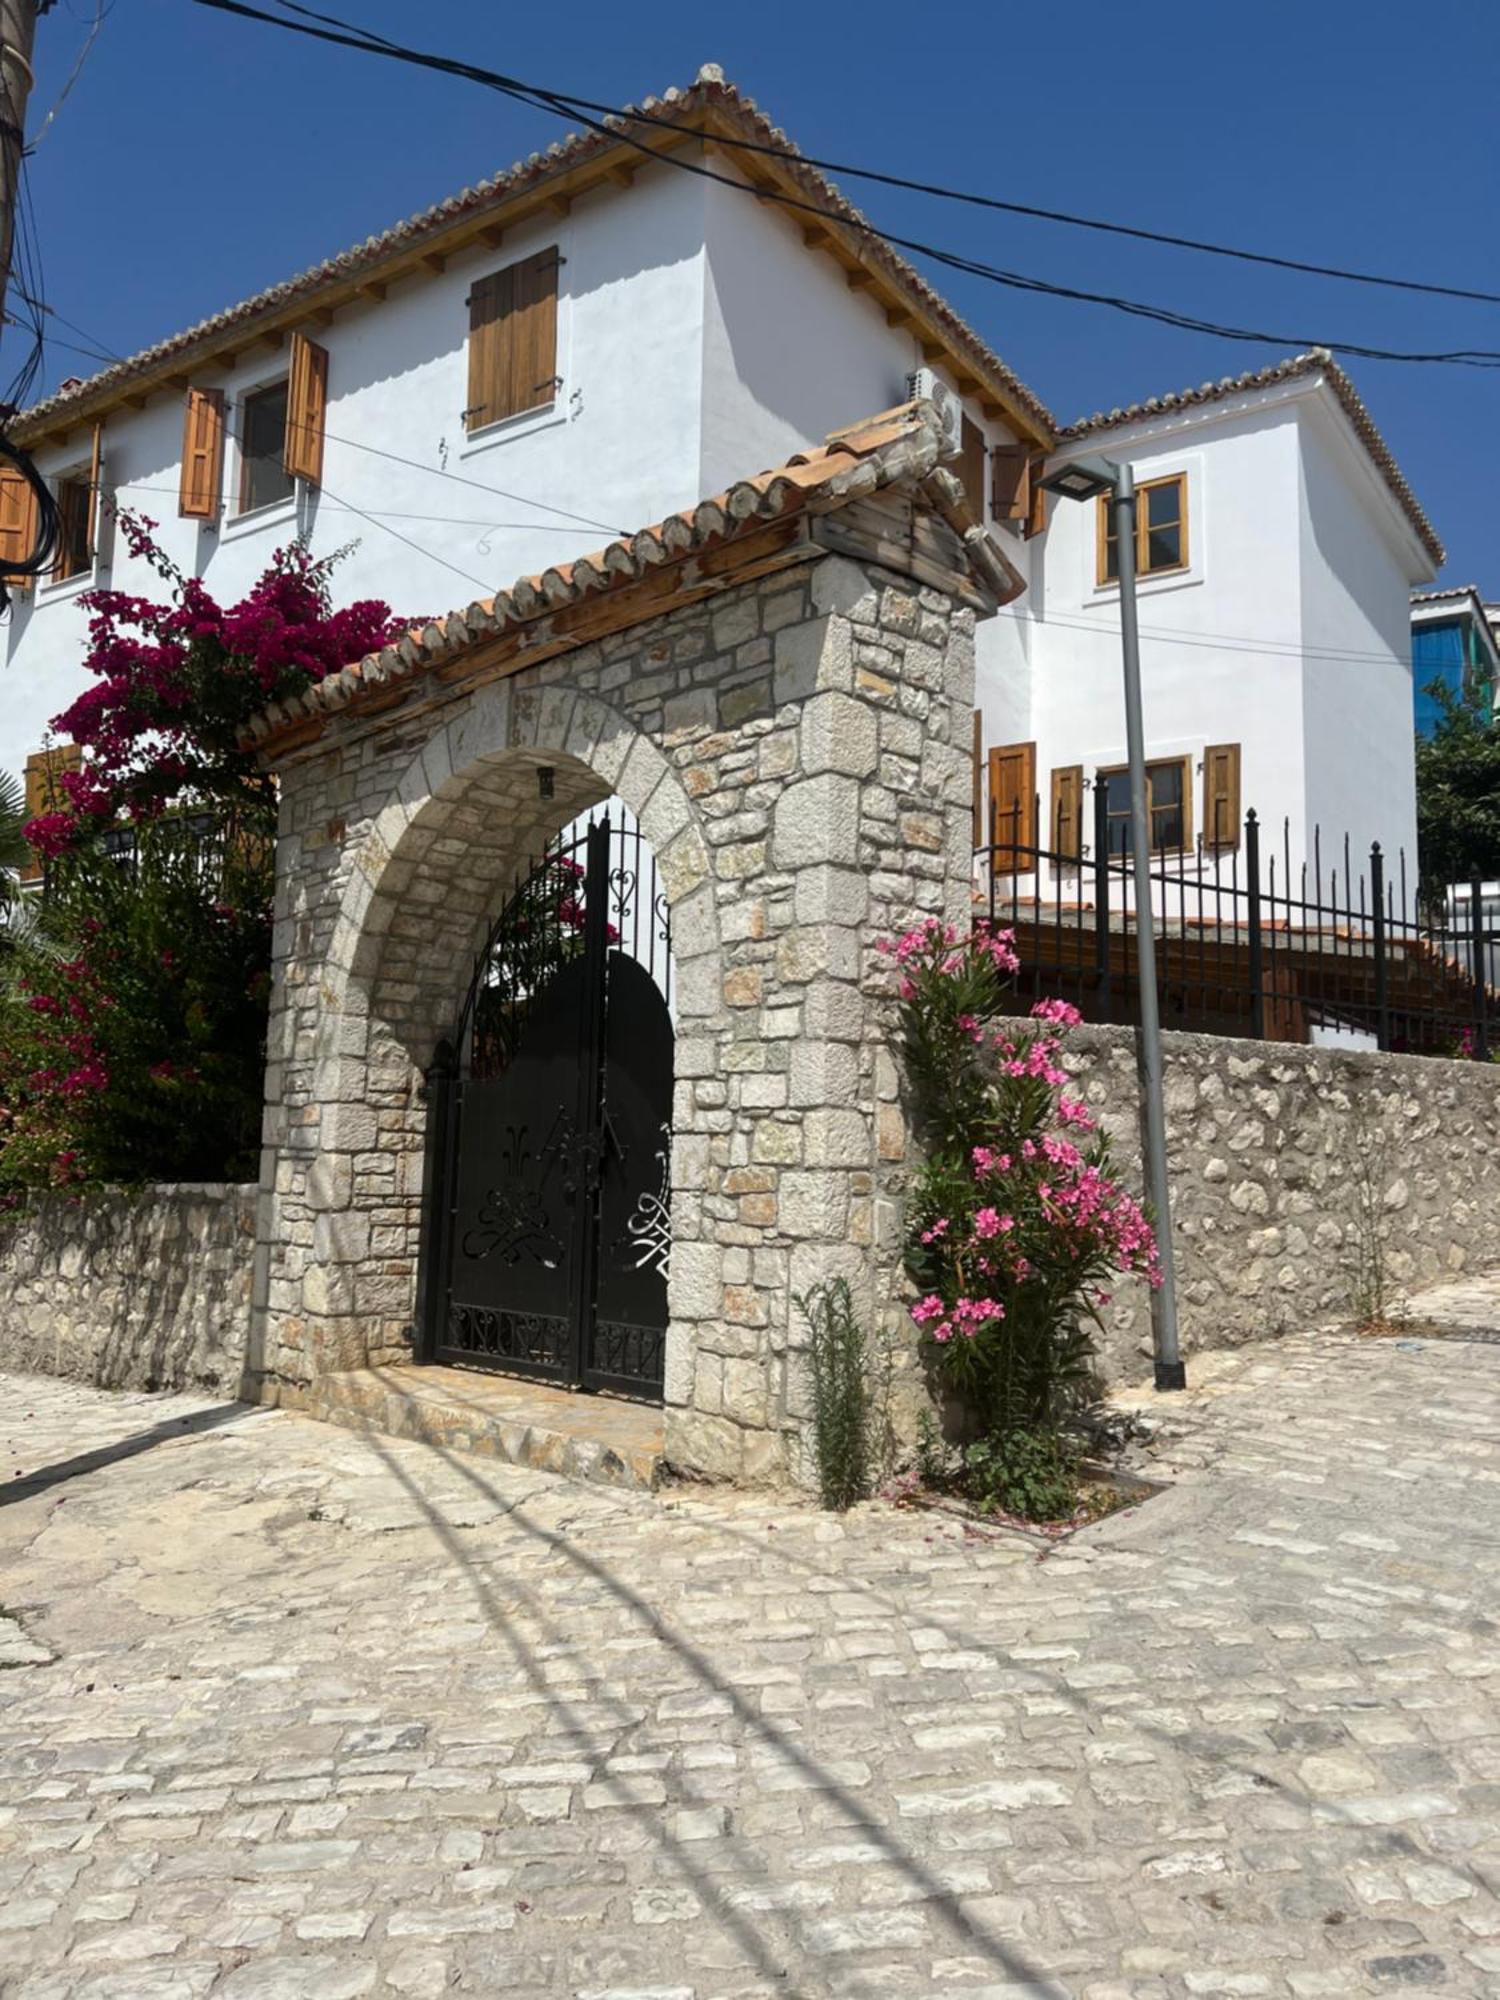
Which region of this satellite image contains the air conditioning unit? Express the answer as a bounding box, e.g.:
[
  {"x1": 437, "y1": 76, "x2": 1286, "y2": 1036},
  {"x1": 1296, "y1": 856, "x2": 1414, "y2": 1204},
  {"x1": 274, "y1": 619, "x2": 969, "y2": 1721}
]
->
[{"x1": 906, "y1": 366, "x2": 963, "y2": 460}]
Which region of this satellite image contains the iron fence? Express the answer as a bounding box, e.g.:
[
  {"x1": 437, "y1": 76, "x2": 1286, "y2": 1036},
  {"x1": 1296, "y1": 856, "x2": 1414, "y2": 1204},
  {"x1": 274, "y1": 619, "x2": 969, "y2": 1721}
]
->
[{"x1": 978, "y1": 788, "x2": 1498, "y2": 1057}]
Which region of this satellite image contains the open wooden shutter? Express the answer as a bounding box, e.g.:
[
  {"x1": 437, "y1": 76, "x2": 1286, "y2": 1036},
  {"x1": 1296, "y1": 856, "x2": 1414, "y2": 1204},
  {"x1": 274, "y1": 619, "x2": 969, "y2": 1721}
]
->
[
  {"x1": 510, "y1": 247, "x2": 559, "y2": 417},
  {"x1": 1049, "y1": 764, "x2": 1084, "y2": 860},
  {"x1": 958, "y1": 414, "x2": 986, "y2": 520},
  {"x1": 284, "y1": 333, "x2": 329, "y2": 486},
  {"x1": 85, "y1": 422, "x2": 103, "y2": 559},
  {"x1": 1025, "y1": 456, "x2": 1048, "y2": 539},
  {"x1": 466, "y1": 247, "x2": 559, "y2": 435},
  {"x1": 1204, "y1": 743, "x2": 1241, "y2": 848},
  {"x1": 987, "y1": 740, "x2": 1036, "y2": 875},
  {"x1": 21, "y1": 742, "x2": 81, "y2": 881},
  {"x1": 179, "y1": 390, "x2": 225, "y2": 518},
  {"x1": 0, "y1": 463, "x2": 39, "y2": 594},
  {"x1": 990, "y1": 444, "x2": 1030, "y2": 524}
]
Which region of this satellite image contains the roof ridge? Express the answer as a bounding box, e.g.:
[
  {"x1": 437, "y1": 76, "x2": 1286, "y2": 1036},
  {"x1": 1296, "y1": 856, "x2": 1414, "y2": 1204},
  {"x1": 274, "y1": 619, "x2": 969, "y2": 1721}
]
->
[{"x1": 16, "y1": 74, "x2": 1055, "y2": 445}]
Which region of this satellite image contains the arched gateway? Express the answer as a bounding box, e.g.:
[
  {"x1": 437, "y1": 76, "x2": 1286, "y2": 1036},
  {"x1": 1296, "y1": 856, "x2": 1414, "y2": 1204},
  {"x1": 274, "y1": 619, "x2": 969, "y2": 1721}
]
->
[{"x1": 243, "y1": 402, "x2": 1023, "y2": 1486}]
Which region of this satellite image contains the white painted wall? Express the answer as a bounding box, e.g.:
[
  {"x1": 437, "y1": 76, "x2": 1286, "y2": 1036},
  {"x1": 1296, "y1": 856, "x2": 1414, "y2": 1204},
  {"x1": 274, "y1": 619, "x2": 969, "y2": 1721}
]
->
[
  {"x1": 2, "y1": 160, "x2": 713, "y2": 780},
  {"x1": 697, "y1": 167, "x2": 1036, "y2": 762},
  {"x1": 984, "y1": 376, "x2": 1431, "y2": 910},
  {"x1": 1295, "y1": 400, "x2": 1420, "y2": 890},
  {"x1": 1023, "y1": 396, "x2": 1307, "y2": 887}
]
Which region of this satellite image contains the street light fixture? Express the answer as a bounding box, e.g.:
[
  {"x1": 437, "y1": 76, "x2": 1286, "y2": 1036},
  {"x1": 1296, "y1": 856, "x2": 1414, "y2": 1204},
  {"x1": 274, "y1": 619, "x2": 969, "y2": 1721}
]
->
[{"x1": 1037, "y1": 452, "x2": 1185, "y2": 1392}]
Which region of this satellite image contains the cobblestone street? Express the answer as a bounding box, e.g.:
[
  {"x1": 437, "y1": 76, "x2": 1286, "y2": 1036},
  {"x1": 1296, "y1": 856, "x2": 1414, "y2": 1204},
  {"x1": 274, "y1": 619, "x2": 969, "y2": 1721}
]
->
[{"x1": 4, "y1": 1311, "x2": 1500, "y2": 1998}]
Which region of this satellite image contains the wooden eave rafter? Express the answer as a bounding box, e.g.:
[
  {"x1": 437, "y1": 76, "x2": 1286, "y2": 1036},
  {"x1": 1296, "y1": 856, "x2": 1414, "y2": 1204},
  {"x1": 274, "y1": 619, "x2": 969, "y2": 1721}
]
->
[{"x1": 14, "y1": 100, "x2": 1054, "y2": 454}]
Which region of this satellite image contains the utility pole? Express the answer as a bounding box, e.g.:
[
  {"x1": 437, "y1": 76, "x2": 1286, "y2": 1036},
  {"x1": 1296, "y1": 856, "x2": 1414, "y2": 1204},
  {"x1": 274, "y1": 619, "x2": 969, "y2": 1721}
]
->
[{"x1": 0, "y1": 0, "x2": 38, "y2": 341}]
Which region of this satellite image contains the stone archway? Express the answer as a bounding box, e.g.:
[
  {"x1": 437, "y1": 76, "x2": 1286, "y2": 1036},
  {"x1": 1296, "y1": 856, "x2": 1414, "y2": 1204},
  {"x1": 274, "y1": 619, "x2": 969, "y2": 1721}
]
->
[{"x1": 246, "y1": 402, "x2": 1019, "y2": 1485}]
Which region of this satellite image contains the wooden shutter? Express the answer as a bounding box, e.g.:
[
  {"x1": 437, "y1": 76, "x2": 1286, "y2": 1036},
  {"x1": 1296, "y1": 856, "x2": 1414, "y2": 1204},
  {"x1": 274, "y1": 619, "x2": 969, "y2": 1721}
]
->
[
  {"x1": 971, "y1": 710, "x2": 983, "y2": 847},
  {"x1": 0, "y1": 464, "x2": 39, "y2": 594},
  {"x1": 85, "y1": 422, "x2": 103, "y2": 559},
  {"x1": 510, "y1": 247, "x2": 559, "y2": 417},
  {"x1": 284, "y1": 333, "x2": 329, "y2": 486},
  {"x1": 958, "y1": 414, "x2": 986, "y2": 520},
  {"x1": 179, "y1": 390, "x2": 225, "y2": 518},
  {"x1": 466, "y1": 247, "x2": 559, "y2": 435},
  {"x1": 990, "y1": 443, "x2": 1031, "y2": 523},
  {"x1": 987, "y1": 740, "x2": 1036, "y2": 875},
  {"x1": 21, "y1": 742, "x2": 81, "y2": 881},
  {"x1": 1049, "y1": 764, "x2": 1084, "y2": 860},
  {"x1": 1025, "y1": 457, "x2": 1048, "y2": 539},
  {"x1": 1204, "y1": 743, "x2": 1241, "y2": 848}
]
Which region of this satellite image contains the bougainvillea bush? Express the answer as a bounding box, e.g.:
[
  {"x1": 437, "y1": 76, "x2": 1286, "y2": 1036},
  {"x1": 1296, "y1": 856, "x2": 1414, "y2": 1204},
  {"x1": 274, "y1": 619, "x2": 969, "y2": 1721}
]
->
[
  {"x1": 0, "y1": 821, "x2": 272, "y2": 1190},
  {"x1": 883, "y1": 917, "x2": 1159, "y2": 1495},
  {"x1": 26, "y1": 510, "x2": 404, "y2": 854},
  {"x1": 0, "y1": 512, "x2": 406, "y2": 1196}
]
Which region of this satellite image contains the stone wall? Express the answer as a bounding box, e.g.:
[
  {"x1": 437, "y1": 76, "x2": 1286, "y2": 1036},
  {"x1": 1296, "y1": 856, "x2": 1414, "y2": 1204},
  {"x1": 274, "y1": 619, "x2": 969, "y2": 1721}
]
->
[
  {"x1": 1065, "y1": 1026, "x2": 1500, "y2": 1377},
  {"x1": 256, "y1": 553, "x2": 975, "y2": 1486},
  {"x1": 0, "y1": 1184, "x2": 256, "y2": 1394}
]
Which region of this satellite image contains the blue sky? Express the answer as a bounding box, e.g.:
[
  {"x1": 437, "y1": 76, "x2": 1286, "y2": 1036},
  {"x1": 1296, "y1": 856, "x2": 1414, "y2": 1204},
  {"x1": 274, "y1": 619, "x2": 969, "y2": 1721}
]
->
[{"x1": 19, "y1": 0, "x2": 1499, "y2": 591}]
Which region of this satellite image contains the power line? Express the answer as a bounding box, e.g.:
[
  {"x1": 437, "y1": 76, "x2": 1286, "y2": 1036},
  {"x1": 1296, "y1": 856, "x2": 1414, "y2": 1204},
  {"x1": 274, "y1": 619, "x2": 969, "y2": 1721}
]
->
[
  {"x1": 272, "y1": 0, "x2": 1500, "y2": 315},
  {"x1": 112, "y1": 478, "x2": 606, "y2": 532},
  {"x1": 312, "y1": 475, "x2": 494, "y2": 593},
  {"x1": 317, "y1": 426, "x2": 628, "y2": 535},
  {"x1": 28, "y1": 0, "x2": 111, "y2": 151},
  {"x1": 180, "y1": 0, "x2": 1500, "y2": 371}
]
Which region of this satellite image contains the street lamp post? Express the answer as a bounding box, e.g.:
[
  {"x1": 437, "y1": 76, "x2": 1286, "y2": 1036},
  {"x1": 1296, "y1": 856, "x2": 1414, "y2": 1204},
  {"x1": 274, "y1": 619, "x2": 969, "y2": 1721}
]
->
[{"x1": 1038, "y1": 454, "x2": 1185, "y2": 1391}]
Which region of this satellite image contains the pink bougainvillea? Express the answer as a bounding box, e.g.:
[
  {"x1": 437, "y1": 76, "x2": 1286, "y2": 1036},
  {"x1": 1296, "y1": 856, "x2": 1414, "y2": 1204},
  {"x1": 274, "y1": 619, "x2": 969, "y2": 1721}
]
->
[{"x1": 23, "y1": 509, "x2": 405, "y2": 852}]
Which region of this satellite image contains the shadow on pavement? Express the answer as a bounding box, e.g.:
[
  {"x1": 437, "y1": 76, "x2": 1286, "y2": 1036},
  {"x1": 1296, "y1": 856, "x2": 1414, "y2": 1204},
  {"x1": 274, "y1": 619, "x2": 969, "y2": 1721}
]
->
[{"x1": 1, "y1": 1400, "x2": 253, "y2": 1508}]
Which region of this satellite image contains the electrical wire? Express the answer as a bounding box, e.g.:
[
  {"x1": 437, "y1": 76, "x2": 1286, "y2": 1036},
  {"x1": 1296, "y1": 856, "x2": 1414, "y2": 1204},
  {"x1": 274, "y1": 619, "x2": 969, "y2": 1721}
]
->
[
  {"x1": 27, "y1": 0, "x2": 111, "y2": 151},
  {"x1": 310, "y1": 476, "x2": 494, "y2": 592},
  {"x1": 271, "y1": 0, "x2": 1500, "y2": 315},
  {"x1": 317, "y1": 426, "x2": 628, "y2": 536},
  {"x1": 180, "y1": 0, "x2": 1500, "y2": 370}
]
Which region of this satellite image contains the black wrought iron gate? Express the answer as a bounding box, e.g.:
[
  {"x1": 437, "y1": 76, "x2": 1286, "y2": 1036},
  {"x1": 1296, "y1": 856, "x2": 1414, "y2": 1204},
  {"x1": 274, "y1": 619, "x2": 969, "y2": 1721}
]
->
[{"x1": 418, "y1": 814, "x2": 673, "y2": 1400}]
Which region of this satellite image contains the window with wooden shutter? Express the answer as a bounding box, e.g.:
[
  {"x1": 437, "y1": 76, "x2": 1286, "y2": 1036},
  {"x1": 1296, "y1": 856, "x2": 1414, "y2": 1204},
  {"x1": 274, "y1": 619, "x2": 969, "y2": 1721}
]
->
[
  {"x1": 284, "y1": 333, "x2": 328, "y2": 486},
  {"x1": 0, "y1": 463, "x2": 40, "y2": 594},
  {"x1": 1049, "y1": 764, "x2": 1084, "y2": 860},
  {"x1": 990, "y1": 444, "x2": 1030, "y2": 525},
  {"x1": 465, "y1": 246, "x2": 560, "y2": 435},
  {"x1": 958, "y1": 413, "x2": 986, "y2": 520},
  {"x1": 20, "y1": 742, "x2": 81, "y2": 881},
  {"x1": 1026, "y1": 458, "x2": 1047, "y2": 539},
  {"x1": 987, "y1": 740, "x2": 1037, "y2": 875},
  {"x1": 1204, "y1": 742, "x2": 1241, "y2": 848},
  {"x1": 179, "y1": 389, "x2": 226, "y2": 518}
]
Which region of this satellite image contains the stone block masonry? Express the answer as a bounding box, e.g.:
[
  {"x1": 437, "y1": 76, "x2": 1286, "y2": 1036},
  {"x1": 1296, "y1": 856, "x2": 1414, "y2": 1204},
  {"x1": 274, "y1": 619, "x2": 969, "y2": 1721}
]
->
[
  {"x1": 0, "y1": 1183, "x2": 255, "y2": 1394},
  {"x1": 253, "y1": 551, "x2": 978, "y2": 1489},
  {"x1": 1064, "y1": 1024, "x2": 1500, "y2": 1377}
]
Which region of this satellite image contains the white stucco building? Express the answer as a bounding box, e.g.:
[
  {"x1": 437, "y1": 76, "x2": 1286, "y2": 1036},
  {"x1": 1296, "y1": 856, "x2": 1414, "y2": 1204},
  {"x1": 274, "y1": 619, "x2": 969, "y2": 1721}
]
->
[{"x1": 1, "y1": 70, "x2": 1441, "y2": 891}]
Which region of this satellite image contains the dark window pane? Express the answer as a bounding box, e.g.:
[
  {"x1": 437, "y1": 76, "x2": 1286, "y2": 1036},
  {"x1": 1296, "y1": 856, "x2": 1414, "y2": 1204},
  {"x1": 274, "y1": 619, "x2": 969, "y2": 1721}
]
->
[
  {"x1": 1145, "y1": 524, "x2": 1182, "y2": 572},
  {"x1": 239, "y1": 382, "x2": 293, "y2": 514},
  {"x1": 1146, "y1": 479, "x2": 1182, "y2": 528},
  {"x1": 54, "y1": 478, "x2": 91, "y2": 580},
  {"x1": 1148, "y1": 761, "x2": 1183, "y2": 808},
  {"x1": 1151, "y1": 803, "x2": 1184, "y2": 850}
]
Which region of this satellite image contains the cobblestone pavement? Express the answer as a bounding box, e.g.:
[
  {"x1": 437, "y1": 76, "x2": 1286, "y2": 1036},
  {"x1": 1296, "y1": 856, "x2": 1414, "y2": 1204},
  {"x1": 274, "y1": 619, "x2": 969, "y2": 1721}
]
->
[{"x1": 5, "y1": 1315, "x2": 1500, "y2": 1998}]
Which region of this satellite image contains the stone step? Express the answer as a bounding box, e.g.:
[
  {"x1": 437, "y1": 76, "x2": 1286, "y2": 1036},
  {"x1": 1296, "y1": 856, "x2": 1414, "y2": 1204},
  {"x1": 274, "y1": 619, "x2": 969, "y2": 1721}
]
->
[{"x1": 300, "y1": 1364, "x2": 664, "y2": 1494}]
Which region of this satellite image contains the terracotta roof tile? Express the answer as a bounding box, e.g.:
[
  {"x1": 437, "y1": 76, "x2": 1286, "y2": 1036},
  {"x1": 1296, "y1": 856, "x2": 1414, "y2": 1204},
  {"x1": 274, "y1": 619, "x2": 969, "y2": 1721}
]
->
[
  {"x1": 1058, "y1": 348, "x2": 1443, "y2": 568},
  {"x1": 16, "y1": 70, "x2": 1054, "y2": 447},
  {"x1": 240, "y1": 400, "x2": 1023, "y2": 755}
]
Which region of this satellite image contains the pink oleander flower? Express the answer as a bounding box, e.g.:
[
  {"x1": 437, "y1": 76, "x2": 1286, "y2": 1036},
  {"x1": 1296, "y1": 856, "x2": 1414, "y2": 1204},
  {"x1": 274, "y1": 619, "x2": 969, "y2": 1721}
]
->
[{"x1": 1031, "y1": 997, "x2": 1083, "y2": 1029}]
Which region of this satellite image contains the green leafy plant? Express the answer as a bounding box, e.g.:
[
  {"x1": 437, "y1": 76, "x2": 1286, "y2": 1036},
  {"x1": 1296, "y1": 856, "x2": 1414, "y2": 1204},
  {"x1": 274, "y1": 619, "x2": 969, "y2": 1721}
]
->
[
  {"x1": 884, "y1": 919, "x2": 1157, "y2": 1444},
  {"x1": 0, "y1": 770, "x2": 26, "y2": 938},
  {"x1": 0, "y1": 816, "x2": 272, "y2": 1194},
  {"x1": 962, "y1": 1427, "x2": 1082, "y2": 1524},
  {"x1": 797, "y1": 1277, "x2": 876, "y2": 1511}
]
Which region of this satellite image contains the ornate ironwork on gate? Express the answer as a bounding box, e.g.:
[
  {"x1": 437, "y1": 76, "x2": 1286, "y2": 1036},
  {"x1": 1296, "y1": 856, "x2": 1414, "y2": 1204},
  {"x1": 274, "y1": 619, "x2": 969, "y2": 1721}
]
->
[{"x1": 418, "y1": 812, "x2": 673, "y2": 1400}]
